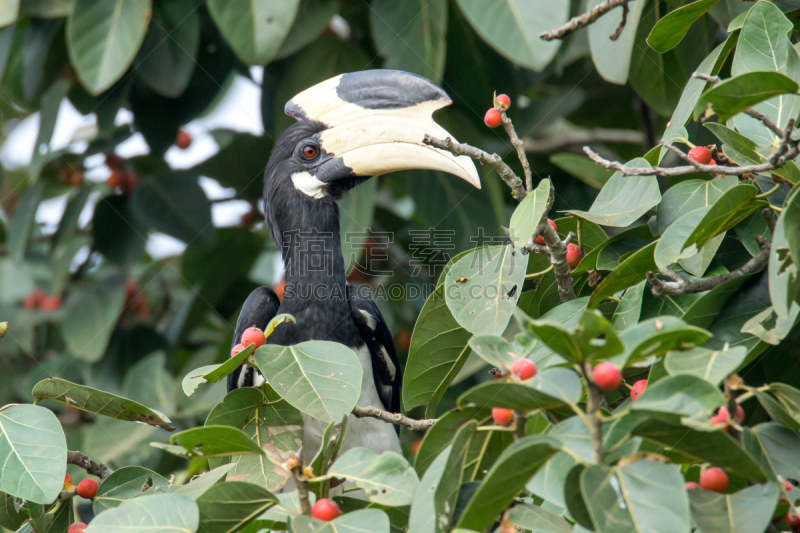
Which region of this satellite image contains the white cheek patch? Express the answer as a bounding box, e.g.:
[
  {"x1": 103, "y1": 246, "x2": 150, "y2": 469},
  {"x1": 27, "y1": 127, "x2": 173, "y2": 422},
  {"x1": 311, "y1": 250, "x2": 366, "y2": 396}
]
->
[{"x1": 291, "y1": 171, "x2": 327, "y2": 199}]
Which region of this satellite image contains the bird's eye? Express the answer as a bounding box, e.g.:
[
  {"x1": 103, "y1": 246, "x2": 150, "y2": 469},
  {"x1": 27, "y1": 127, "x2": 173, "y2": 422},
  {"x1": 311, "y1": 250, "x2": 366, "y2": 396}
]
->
[{"x1": 302, "y1": 145, "x2": 318, "y2": 159}]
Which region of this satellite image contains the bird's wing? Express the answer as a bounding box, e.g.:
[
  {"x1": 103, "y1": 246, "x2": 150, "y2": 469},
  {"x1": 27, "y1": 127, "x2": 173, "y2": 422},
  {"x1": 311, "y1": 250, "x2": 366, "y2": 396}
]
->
[
  {"x1": 227, "y1": 286, "x2": 281, "y2": 392},
  {"x1": 348, "y1": 286, "x2": 401, "y2": 415}
]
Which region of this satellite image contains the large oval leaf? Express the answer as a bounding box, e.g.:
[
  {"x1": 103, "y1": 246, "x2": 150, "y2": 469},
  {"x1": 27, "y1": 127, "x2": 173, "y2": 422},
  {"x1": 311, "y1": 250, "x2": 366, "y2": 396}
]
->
[
  {"x1": 32, "y1": 377, "x2": 174, "y2": 430},
  {"x1": 631, "y1": 374, "x2": 725, "y2": 419},
  {"x1": 0, "y1": 404, "x2": 66, "y2": 504},
  {"x1": 85, "y1": 494, "x2": 199, "y2": 533},
  {"x1": 170, "y1": 426, "x2": 265, "y2": 458},
  {"x1": 455, "y1": 0, "x2": 568, "y2": 71},
  {"x1": 319, "y1": 448, "x2": 419, "y2": 506},
  {"x1": 689, "y1": 483, "x2": 780, "y2": 533},
  {"x1": 196, "y1": 481, "x2": 278, "y2": 533},
  {"x1": 444, "y1": 245, "x2": 528, "y2": 336},
  {"x1": 93, "y1": 466, "x2": 170, "y2": 514},
  {"x1": 664, "y1": 345, "x2": 747, "y2": 386},
  {"x1": 66, "y1": 0, "x2": 152, "y2": 94},
  {"x1": 291, "y1": 509, "x2": 389, "y2": 533},
  {"x1": 588, "y1": 0, "x2": 647, "y2": 84},
  {"x1": 253, "y1": 341, "x2": 361, "y2": 423},
  {"x1": 206, "y1": 0, "x2": 299, "y2": 65},
  {"x1": 647, "y1": 0, "x2": 721, "y2": 53}
]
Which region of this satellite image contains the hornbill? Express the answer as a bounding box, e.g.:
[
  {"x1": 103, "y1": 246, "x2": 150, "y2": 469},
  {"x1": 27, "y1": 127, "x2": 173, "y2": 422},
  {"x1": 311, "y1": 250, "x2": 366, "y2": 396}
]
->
[{"x1": 228, "y1": 70, "x2": 480, "y2": 460}]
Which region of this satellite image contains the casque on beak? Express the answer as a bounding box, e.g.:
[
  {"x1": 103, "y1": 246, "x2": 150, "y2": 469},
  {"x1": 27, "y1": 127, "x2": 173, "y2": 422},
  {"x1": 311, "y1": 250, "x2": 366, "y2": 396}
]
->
[{"x1": 285, "y1": 70, "x2": 481, "y2": 189}]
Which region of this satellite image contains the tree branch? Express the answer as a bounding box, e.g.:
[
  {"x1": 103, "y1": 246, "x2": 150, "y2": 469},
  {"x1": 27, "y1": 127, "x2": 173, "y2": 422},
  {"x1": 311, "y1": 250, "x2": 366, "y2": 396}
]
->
[
  {"x1": 67, "y1": 450, "x2": 113, "y2": 480},
  {"x1": 609, "y1": 1, "x2": 630, "y2": 41},
  {"x1": 423, "y1": 134, "x2": 527, "y2": 200},
  {"x1": 646, "y1": 236, "x2": 770, "y2": 296},
  {"x1": 540, "y1": 0, "x2": 631, "y2": 41},
  {"x1": 352, "y1": 405, "x2": 436, "y2": 431},
  {"x1": 580, "y1": 362, "x2": 606, "y2": 464},
  {"x1": 499, "y1": 108, "x2": 533, "y2": 192}
]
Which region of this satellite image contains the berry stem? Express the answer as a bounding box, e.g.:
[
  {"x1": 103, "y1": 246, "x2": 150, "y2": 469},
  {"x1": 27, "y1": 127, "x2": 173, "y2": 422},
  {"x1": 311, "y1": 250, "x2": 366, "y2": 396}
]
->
[{"x1": 498, "y1": 109, "x2": 534, "y2": 193}]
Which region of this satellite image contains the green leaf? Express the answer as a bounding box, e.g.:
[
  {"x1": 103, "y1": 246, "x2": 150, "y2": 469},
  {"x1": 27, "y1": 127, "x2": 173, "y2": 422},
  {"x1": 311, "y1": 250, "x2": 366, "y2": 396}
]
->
[
  {"x1": 61, "y1": 274, "x2": 126, "y2": 362},
  {"x1": 32, "y1": 377, "x2": 175, "y2": 431},
  {"x1": 771, "y1": 383, "x2": 800, "y2": 420},
  {"x1": 207, "y1": 387, "x2": 302, "y2": 492},
  {"x1": 66, "y1": 0, "x2": 152, "y2": 94},
  {"x1": 688, "y1": 483, "x2": 780, "y2": 533},
  {"x1": 754, "y1": 390, "x2": 800, "y2": 432},
  {"x1": 92, "y1": 195, "x2": 147, "y2": 266},
  {"x1": 657, "y1": 177, "x2": 739, "y2": 236},
  {"x1": 253, "y1": 341, "x2": 360, "y2": 423},
  {"x1": 93, "y1": 466, "x2": 170, "y2": 513},
  {"x1": 458, "y1": 368, "x2": 582, "y2": 410},
  {"x1": 402, "y1": 285, "x2": 471, "y2": 414},
  {"x1": 695, "y1": 71, "x2": 799, "y2": 122},
  {"x1": 455, "y1": 0, "x2": 568, "y2": 71},
  {"x1": 413, "y1": 406, "x2": 488, "y2": 478},
  {"x1": 170, "y1": 426, "x2": 264, "y2": 458},
  {"x1": 7, "y1": 184, "x2": 43, "y2": 263},
  {"x1": 85, "y1": 494, "x2": 198, "y2": 533},
  {"x1": 135, "y1": 0, "x2": 198, "y2": 97},
  {"x1": 339, "y1": 178, "x2": 377, "y2": 275},
  {"x1": 614, "y1": 316, "x2": 712, "y2": 367},
  {"x1": 508, "y1": 503, "x2": 571, "y2": 533},
  {"x1": 526, "y1": 451, "x2": 576, "y2": 508},
  {"x1": 550, "y1": 153, "x2": 614, "y2": 189},
  {"x1": 444, "y1": 245, "x2": 528, "y2": 336},
  {"x1": 634, "y1": 419, "x2": 768, "y2": 481},
  {"x1": 565, "y1": 159, "x2": 660, "y2": 227},
  {"x1": 317, "y1": 448, "x2": 419, "y2": 506},
  {"x1": 206, "y1": 0, "x2": 299, "y2": 65},
  {"x1": 589, "y1": 241, "x2": 658, "y2": 308},
  {"x1": 784, "y1": 186, "x2": 800, "y2": 268},
  {"x1": 508, "y1": 178, "x2": 551, "y2": 248},
  {"x1": 182, "y1": 344, "x2": 255, "y2": 397},
  {"x1": 748, "y1": 423, "x2": 800, "y2": 480},
  {"x1": 369, "y1": 0, "x2": 447, "y2": 83},
  {"x1": 631, "y1": 374, "x2": 725, "y2": 419},
  {"x1": 130, "y1": 172, "x2": 215, "y2": 245},
  {"x1": 468, "y1": 335, "x2": 529, "y2": 370},
  {"x1": 0, "y1": 404, "x2": 66, "y2": 504},
  {"x1": 523, "y1": 309, "x2": 624, "y2": 364},
  {"x1": 291, "y1": 509, "x2": 390, "y2": 533},
  {"x1": 664, "y1": 345, "x2": 746, "y2": 386},
  {"x1": 588, "y1": 0, "x2": 647, "y2": 84},
  {"x1": 647, "y1": 0, "x2": 722, "y2": 53},
  {"x1": 196, "y1": 481, "x2": 277, "y2": 533},
  {"x1": 612, "y1": 281, "x2": 646, "y2": 330},
  {"x1": 683, "y1": 184, "x2": 766, "y2": 251},
  {"x1": 409, "y1": 421, "x2": 475, "y2": 533},
  {"x1": 769, "y1": 209, "x2": 800, "y2": 321},
  {"x1": 456, "y1": 436, "x2": 559, "y2": 531},
  {"x1": 0, "y1": 492, "x2": 26, "y2": 531},
  {"x1": 275, "y1": 0, "x2": 338, "y2": 59}
]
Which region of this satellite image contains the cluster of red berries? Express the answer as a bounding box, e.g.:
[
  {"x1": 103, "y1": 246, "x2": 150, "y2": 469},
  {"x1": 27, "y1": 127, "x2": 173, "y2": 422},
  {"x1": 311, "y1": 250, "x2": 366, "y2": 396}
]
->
[
  {"x1": 63, "y1": 474, "x2": 97, "y2": 531},
  {"x1": 491, "y1": 358, "x2": 538, "y2": 426},
  {"x1": 231, "y1": 326, "x2": 267, "y2": 360},
  {"x1": 710, "y1": 404, "x2": 745, "y2": 431},
  {"x1": 532, "y1": 218, "x2": 584, "y2": 270},
  {"x1": 23, "y1": 289, "x2": 62, "y2": 311},
  {"x1": 685, "y1": 466, "x2": 729, "y2": 493},
  {"x1": 105, "y1": 154, "x2": 139, "y2": 195},
  {"x1": 483, "y1": 94, "x2": 511, "y2": 128}
]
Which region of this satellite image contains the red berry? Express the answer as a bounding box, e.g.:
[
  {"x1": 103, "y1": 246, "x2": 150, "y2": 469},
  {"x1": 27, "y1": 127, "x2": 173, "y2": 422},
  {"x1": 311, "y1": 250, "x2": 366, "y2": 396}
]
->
[
  {"x1": 496, "y1": 94, "x2": 511, "y2": 110},
  {"x1": 175, "y1": 129, "x2": 192, "y2": 150},
  {"x1": 593, "y1": 362, "x2": 621, "y2": 391},
  {"x1": 718, "y1": 405, "x2": 745, "y2": 423},
  {"x1": 241, "y1": 326, "x2": 266, "y2": 350},
  {"x1": 484, "y1": 108, "x2": 502, "y2": 128},
  {"x1": 510, "y1": 359, "x2": 536, "y2": 380},
  {"x1": 311, "y1": 498, "x2": 340, "y2": 521},
  {"x1": 534, "y1": 219, "x2": 557, "y2": 244},
  {"x1": 630, "y1": 380, "x2": 647, "y2": 401},
  {"x1": 409, "y1": 438, "x2": 422, "y2": 456},
  {"x1": 23, "y1": 289, "x2": 44, "y2": 310},
  {"x1": 684, "y1": 481, "x2": 701, "y2": 489},
  {"x1": 786, "y1": 513, "x2": 800, "y2": 527},
  {"x1": 231, "y1": 343, "x2": 246, "y2": 360},
  {"x1": 699, "y1": 467, "x2": 728, "y2": 493},
  {"x1": 76, "y1": 479, "x2": 98, "y2": 499},
  {"x1": 492, "y1": 407, "x2": 514, "y2": 426},
  {"x1": 39, "y1": 295, "x2": 62, "y2": 312},
  {"x1": 786, "y1": 479, "x2": 794, "y2": 492},
  {"x1": 565, "y1": 243, "x2": 584, "y2": 270},
  {"x1": 710, "y1": 412, "x2": 729, "y2": 432},
  {"x1": 688, "y1": 146, "x2": 713, "y2": 164},
  {"x1": 68, "y1": 523, "x2": 87, "y2": 533}
]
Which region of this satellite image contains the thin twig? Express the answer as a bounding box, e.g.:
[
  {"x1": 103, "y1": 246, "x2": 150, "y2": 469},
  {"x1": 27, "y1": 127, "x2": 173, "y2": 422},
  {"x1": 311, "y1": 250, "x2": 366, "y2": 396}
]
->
[
  {"x1": 580, "y1": 362, "x2": 606, "y2": 464},
  {"x1": 761, "y1": 207, "x2": 776, "y2": 235},
  {"x1": 540, "y1": 0, "x2": 631, "y2": 41},
  {"x1": 424, "y1": 134, "x2": 527, "y2": 200},
  {"x1": 499, "y1": 109, "x2": 534, "y2": 192},
  {"x1": 724, "y1": 379, "x2": 742, "y2": 442},
  {"x1": 691, "y1": 72, "x2": 721, "y2": 84},
  {"x1": 67, "y1": 450, "x2": 113, "y2": 480},
  {"x1": 352, "y1": 405, "x2": 436, "y2": 431},
  {"x1": 646, "y1": 237, "x2": 770, "y2": 296},
  {"x1": 524, "y1": 228, "x2": 577, "y2": 303},
  {"x1": 524, "y1": 128, "x2": 645, "y2": 153},
  {"x1": 609, "y1": 2, "x2": 630, "y2": 40}
]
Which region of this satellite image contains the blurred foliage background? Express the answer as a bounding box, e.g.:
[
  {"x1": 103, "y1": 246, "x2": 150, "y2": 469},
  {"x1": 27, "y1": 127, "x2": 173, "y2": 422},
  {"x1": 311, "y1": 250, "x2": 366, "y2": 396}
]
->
[{"x1": 0, "y1": 0, "x2": 798, "y2": 510}]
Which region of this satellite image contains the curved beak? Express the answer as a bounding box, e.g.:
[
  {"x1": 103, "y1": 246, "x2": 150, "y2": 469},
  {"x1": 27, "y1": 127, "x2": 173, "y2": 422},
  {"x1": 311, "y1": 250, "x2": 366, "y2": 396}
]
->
[{"x1": 285, "y1": 70, "x2": 480, "y2": 189}]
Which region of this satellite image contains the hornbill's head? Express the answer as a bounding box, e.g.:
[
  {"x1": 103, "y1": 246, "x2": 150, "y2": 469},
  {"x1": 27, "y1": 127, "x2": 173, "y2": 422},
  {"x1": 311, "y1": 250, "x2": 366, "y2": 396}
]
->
[{"x1": 264, "y1": 70, "x2": 480, "y2": 252}]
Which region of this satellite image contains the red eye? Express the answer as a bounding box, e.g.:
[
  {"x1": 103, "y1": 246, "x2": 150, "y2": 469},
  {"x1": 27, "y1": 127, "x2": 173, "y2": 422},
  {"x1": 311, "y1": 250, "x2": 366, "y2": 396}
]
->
[{"x1": 303, "y1": 145, "x2": 318, "y2": 158}]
